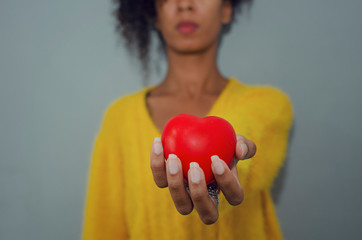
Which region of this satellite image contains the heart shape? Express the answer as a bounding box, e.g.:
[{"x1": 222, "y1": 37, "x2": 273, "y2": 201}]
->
[{"x1": 161, "y1": 114, "x2": 236, "y2": 184}]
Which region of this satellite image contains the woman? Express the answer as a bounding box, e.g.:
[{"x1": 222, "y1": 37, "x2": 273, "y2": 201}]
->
[{"x1": 82, "y1": 0, "x2": 293, "y2": 239}]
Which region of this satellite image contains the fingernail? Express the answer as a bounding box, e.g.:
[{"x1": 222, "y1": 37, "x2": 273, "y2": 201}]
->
[
  {"x1": 190, "y1": 162, "x2": 201, "y2": 183},
  {"x1": 211, "y1": 155, "x2": 225, "y2": 175},
  {"x1": 168, "y1": 154, "x2": 179, "y2": 175},
  {"x1": 241, "y1": 143, "x2": 248, "y2": 159},
  {"x1": 153, "y1": 137, "x2": 163, "y2": 155}
]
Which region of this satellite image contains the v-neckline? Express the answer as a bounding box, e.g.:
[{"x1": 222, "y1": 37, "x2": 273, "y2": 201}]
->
[{"x1": 142, "y1": 77, "x2": 235, "y2": 136}]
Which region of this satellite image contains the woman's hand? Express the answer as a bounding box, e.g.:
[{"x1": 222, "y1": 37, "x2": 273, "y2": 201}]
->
[{"x1": 150, "y1": 134, "x2": 256, "y2": 225}]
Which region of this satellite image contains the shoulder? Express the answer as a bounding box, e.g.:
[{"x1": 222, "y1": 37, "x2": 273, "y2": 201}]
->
[
  {"x1": 106, "y1": 87, "x2": 150, "y2": 114},
  {"x1": 229, "y1": 77, "x2": 293, "y2": 124},
  {"x1": 100, "y1": 86, "x2": 151, "y2": 125},
  {"x1": 230, "y1": 78, "x2": 290, "y2": 105},
  {"x1": 247, "y1": 85, "x2": 292, "y2": 113}
]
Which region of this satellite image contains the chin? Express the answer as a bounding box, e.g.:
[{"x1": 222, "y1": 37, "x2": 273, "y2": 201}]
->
[
  {"x1": 174, "y1": 47, "x2": 206, "y2": 55},
  {"x1": 170, "y1": 41, "x2": 213, "y2": 55}
]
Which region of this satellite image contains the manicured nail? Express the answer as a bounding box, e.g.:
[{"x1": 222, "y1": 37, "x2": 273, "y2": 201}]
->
[
  {"x1": 190, "y1": 162, "x2": 201, "y2": 183},
  {"x1": 153, "y1": 137, "x2": 163, "y2": 155},
  {"x1": 241, "y1": 143, "x2": 248, "y2": 159},
  {"x1": 211, "y1": 155, "x2": 225, "y2": 175},
  {"x1": 168, "y1": 154, "x2": 179, "y2": 175}
]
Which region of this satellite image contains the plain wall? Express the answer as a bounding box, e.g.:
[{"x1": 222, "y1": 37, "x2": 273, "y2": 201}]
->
[{"x1": 1, "y1": 0, "x2": 361, "y2": 239}]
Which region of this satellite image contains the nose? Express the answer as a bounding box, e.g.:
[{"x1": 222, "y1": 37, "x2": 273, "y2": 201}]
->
[{"x1": 177, "y1": 0, "x2": 194, "y2": 12}]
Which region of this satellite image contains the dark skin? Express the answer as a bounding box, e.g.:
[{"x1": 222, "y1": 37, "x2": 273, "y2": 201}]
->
[
  {"x1": 146, "y1": 78, "x2": 228, "y2": 133},
  {"x1": 148, "y1": 0, "x2": 256, "y2": 225}
]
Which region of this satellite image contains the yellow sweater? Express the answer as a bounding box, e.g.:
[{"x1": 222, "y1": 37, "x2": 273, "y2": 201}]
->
[{"x1": 82, "y1": 77, "x2": 293, "y2": 240}]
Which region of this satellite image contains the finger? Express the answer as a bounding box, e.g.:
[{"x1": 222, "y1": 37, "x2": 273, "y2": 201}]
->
[
  {"x1": 150, "y1": 137, "x2": 167, "y2": 188},
  {"x1": 188, "y1": 162, "x2": 219, "y2": 225},
  {"x1": 235, "y1": 135, "x2": 257, "y2": 160},
  {"x1": 211, "y1": 155, "x2": 244, "y2": 206},
  {"x1": 166, "y1": 154, "x2": 193, "y2": 215}
]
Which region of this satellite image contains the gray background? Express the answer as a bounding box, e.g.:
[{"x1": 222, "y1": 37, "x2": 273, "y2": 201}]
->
[{"x1": 1, "y1": 0, "x2": 361, "y2": 239}]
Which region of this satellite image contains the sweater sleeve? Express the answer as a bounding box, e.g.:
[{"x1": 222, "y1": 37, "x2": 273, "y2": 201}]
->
[
  {"x1": 82, "y1": 103, "x2": 128, "y2": 239},
  {"x1": 240, "y1": 88, "x2": 294, "y2": 193}
]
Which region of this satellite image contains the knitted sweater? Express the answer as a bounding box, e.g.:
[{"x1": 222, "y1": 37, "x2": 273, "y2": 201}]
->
[{"x1": 82, "y1": 77, "x2": 293, "y2": 240}]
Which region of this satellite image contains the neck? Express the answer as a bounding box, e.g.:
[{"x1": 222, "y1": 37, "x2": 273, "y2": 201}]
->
[{"x1": 161, "y1": 42, "x2": 227, "y2": 97}]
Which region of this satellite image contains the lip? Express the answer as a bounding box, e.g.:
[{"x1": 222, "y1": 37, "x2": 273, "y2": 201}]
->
[{"x1": 176, "y1": 21, "x2": 199, "y2": 34}]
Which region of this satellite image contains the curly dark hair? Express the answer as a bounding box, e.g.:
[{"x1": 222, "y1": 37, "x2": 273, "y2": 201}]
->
[{"x1": 112, "y1": 0, "x2": 253, "y2": 85}]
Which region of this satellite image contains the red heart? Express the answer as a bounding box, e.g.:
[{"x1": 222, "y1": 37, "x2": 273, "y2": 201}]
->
[{"x1": 161, "y1": 114, "x2": 236, "y2": 185}]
